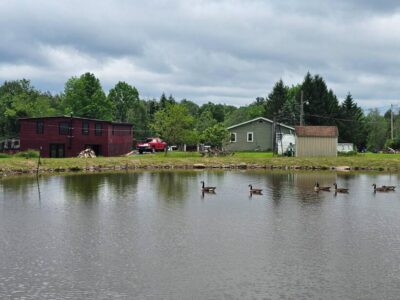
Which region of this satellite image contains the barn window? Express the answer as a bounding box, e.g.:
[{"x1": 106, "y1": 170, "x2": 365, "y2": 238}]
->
[
  {"x1": 59, "y1": 122, "x2": 70, "y2": 135},
  {"x1": 82, "y1": 121, "x2": 89, "y2": 135},
  {"x1": 230, "y1": 132, "x2": 237, "y2": 142},
  {"x1": 95, "y1": 123, "x2": 102, "y2": 136},
  {"x1": 36, "y1": 120, "x2": 44, "y2": 134},
  {"x1": 247, "y1": 132, "x2": 254, "y2": 142}
]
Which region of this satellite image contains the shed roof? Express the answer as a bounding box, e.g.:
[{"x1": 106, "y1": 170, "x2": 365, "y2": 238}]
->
[
  {"x1": 227, "y1": 117, "x2": 294, "y2": 131},
  {"x1": 295, "y1": 126, "x2": 338, "y2": 137}
]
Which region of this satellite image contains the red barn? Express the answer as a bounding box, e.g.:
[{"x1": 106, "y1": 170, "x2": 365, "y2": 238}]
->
[{"x1": 19, "y1": 116, "x2": 133, "y2": 158}]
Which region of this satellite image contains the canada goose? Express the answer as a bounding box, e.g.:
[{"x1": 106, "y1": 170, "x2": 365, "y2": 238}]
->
[
  {"x1": 248, "y1": 184, "x2": 262, "y2": 194},
  {"x1": 200, "y1": 181, "x2": 216, "y2": 192},
  {"x1": 314, "y1": 182, "x2": 331, "y2": 192},
  {"x1": 372, "y1": 184, "x2": 389, "y2": 192},
  {"x1": 382, "y1": 185, "x2": 396, "y2": 191},
  {"x1": 333, "y1": 183, "x2": 349, "y2": 193}
]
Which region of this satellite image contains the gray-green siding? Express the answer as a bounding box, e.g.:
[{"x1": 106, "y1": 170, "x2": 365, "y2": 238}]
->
[{"x1": 226, "y1": 120, "x2": 293, "y2": 151}]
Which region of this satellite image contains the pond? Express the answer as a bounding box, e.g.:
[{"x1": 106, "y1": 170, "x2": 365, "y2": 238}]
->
[{"x1": 1, "y1": 170, "x2": 400, "y2": 299}]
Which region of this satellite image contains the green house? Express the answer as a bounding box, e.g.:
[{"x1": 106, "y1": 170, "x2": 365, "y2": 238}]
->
[{"x1": 225, "y1": 117, "x2": 294, "y2": 151}]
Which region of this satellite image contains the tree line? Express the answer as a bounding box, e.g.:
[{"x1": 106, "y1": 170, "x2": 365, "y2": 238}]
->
[{"x1": 0, "y1": 72, "x2": 398, "y2": 151}]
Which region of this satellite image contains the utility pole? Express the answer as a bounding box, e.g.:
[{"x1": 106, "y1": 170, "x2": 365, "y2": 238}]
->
[
  {"x1": 391, "y1": 104, "x2": 394, "y2": 140},
  {"x1": 272, "y1": 115, "x2": 276, "y2": 156},
  {"x1": 300, "y1": 90, "x2": 304, "y2": 126}
]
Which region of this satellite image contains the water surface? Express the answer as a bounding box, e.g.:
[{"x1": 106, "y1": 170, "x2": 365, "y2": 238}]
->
[{"x1": 1, "y1": 171, "x2": 400, "y2": 299}]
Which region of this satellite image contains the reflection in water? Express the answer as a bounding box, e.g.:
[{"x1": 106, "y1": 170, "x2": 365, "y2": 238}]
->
[
  {"x1": 1, "y1": 170, "x2": 400, "y2": 299},
  {"x1": 63, "y1": 173, "x2": 107, "y2": 201},
  {"x1": 36, "y1": 175, "x2": 41, "y2": 205}
]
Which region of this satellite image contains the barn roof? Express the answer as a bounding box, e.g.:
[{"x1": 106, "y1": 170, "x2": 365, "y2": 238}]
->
[
  {"x1": 19, "y1": 116, "x2": 132, "y2": 126},
  {"x1": 295, "y1": 126, "x2": 338, "y2": 137}
]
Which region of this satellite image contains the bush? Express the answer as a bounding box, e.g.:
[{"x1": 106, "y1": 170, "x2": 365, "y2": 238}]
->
[
  {"x1": 15, "y1": 149, "x2": 40, "y2": 158},
  {"x1": 338, "y1": 151, "x2": 358, "y2": 156},
  {"x1": 0, "y1": 153, "x2": 11, "y2": 158},
  {"x1": 384, "y1": 138, "x2": 400, "y2": 150}
]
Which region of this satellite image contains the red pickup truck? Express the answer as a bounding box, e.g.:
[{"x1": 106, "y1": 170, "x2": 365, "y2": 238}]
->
[{"x1": 137, "y1": 137, "x2": 167, "y2": 154}]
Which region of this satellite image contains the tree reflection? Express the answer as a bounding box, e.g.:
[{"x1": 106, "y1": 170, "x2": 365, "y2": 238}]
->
[
  {"x1": 104, "y1": 172, "x2": 140, "y2": 200},
  {"x1": 0, "y1": 175, "x2": 52, "y2": 202},
  {"x1": 149, "y1": 171, "x2": 201, "y2": 202},
  {"x1": 63, "y1": 173, "x2": 107, "y2": 201}
]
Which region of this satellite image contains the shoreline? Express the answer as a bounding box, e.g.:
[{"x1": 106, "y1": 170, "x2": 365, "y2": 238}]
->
[{"x1": 1, "y1": 159, "x2": 398, "y2": 177}]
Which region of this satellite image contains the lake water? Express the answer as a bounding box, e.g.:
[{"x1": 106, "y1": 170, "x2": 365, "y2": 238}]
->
[{"x1": 1, "y1": 170, "x2": 400, "y2": 299}]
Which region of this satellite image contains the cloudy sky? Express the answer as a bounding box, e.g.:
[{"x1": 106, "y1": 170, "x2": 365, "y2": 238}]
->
[{"x1": 0, "y1": 0, "x2": 399, "y2": 109}]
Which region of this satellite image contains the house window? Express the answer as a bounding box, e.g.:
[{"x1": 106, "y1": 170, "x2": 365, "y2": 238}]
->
[
  {"x1": 230, "y1": 132, "x2": 237, "y2": 142},
  {"x1": 95, "y1": 123, "x2": 102, "y2": 136},
  {"x1": 36, "y1": 120, "x2": 44, "y2": 134},
  {"x1": 59, "y1": 122, "x2": 70, "y2": 135},
  {"x1": 247, "y1": 132, "x2": 254, "y2": 142},
  {"x1": 82, "y1": 121, "x2": 89, "y2": 135}
]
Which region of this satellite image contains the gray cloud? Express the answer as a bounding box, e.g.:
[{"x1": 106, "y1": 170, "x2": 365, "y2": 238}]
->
[{"x1": 0, "y1": 0, "x2": 399, "y2": 108}]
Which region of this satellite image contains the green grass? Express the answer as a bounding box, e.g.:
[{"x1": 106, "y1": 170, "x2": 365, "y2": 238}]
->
[
  {"x1": 362, "y1": 153, "x2": 400, "y2": 158},
  {"x1": 1, "y1": 151, "x2": 400, "y2": 175}
]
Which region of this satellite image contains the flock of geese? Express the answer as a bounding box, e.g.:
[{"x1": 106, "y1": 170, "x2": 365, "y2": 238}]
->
[
  {"x1": 314, "y1": 182, "x2": 396, "y2": 193},
  {"x1": 200, "y1": 181, "x2": 263, "y2": 195},
  {"x1": 200, "y1": 181, "x2": 397, "y2": 195}
]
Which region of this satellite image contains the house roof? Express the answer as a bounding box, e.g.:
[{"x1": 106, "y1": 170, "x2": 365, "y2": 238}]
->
[
  {"x1": 295, "y1": 126, "x2": 338, "y2": 137},
  {"x1": 19, "y1": 116, "x2": 132, "y2": 126},
  {"x1": 226, "y1": 117, "x2": 294, "y2": 131}
]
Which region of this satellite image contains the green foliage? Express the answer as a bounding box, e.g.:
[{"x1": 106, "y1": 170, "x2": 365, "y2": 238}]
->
[
  {"x1": 366, "y1": 109, "x2": 388, "y2": 151},
  {"x1": 338, "y1": 151, "x2": 358, "y2": 156},
  {"x1": 15, "y1": 149, "x2": 39, "y2": 158},
  {"x1": 151, "y1": 103, "x2": 196, "y2": 146},
  {"x1": 107, "y1": 81, "x2": 151, "y2": 140},
  {"x1": 126, "y1": 100, "x2": 150, "y2": 140},
  {"x1": 180, "y1": 99, "x2": 199, "y2": 117},
  {"x1": 199, "y1": 102, "x2": 228, "y2": 123},
  {"x1": 159, "y1": 93, "x2": 175, "y2": 109},
  {"x1": 63, "y1": 72, "x2": 112, "y2": 120},
  {"x1": 300, "y1": 73, "x2": 340, "y2": 126},
  {"x1": 224, "y1": 102, "x2": 265, "y2": 127},
  {"x1": 0, "y1": 153, "x2": 11, "y2": 158},
  {"x1": 202, "y1": 123, "x2": 230, "y2": 148},
  {"x1": 384, "y1": 138, "x2": 400, "y2": 150},
  {"x1": 337, "y1": 93, "x2": 366, "y2": 147},
  {"x1": 108, "y1": 81, "x2": 139, "y2": 122},
  {"x1": 196, "y1": 110, "x2": 217, "y2": 132},
  {"x1": 265, "y1": 79, "x2": 288, "y2": 121},
  {"x1": 280, "y1": 84, "x2": 301, "y2": 125},
  {"x1": 0, "y1": 79, "x2": 58, "y2": 138}
]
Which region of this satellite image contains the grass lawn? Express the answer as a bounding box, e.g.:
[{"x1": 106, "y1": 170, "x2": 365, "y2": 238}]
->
[{"x1": 1, "y1": 151, "x2": 400, "y2": 175}]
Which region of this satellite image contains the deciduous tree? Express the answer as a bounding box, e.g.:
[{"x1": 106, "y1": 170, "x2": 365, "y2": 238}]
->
[
  {"x1": 151, "y1": 103, "x2": 196, "y2": 146},
  {"x1": 108, "y1": 81, "x2": 139, "y2": 122},
  {"x1": 63, "y1": 72, "x2": 112, "y2": 120}
]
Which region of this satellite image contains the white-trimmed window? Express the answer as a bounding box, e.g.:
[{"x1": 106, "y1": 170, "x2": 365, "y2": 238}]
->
[
  {"x1": 247, "y1": 132, "x2": 254, "y2": 142},
  {"x1": 230, "y1": 132, "x2": 237, "y2": 142}
]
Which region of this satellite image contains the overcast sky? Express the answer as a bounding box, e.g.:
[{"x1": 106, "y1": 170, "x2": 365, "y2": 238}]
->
[{"x1": 0, "y1": 0, "x2": 399, "y2": 110}]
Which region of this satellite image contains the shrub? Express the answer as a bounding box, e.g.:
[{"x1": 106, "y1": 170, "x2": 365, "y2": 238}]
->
[
  {"x1": 338, "y1": 151, "x2": 358, "y2": 156},
  {"x1": 15, "y1": 149, "x2": 40, "y2": 158},
  {"x1": 0, "y1": 153, "x2": 11, "y2": 158}
]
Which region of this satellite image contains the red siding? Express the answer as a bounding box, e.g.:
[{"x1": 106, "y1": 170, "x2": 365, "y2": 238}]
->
[{"x1": 19, "y1": 117, "x2": 132, "y2": 157}]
